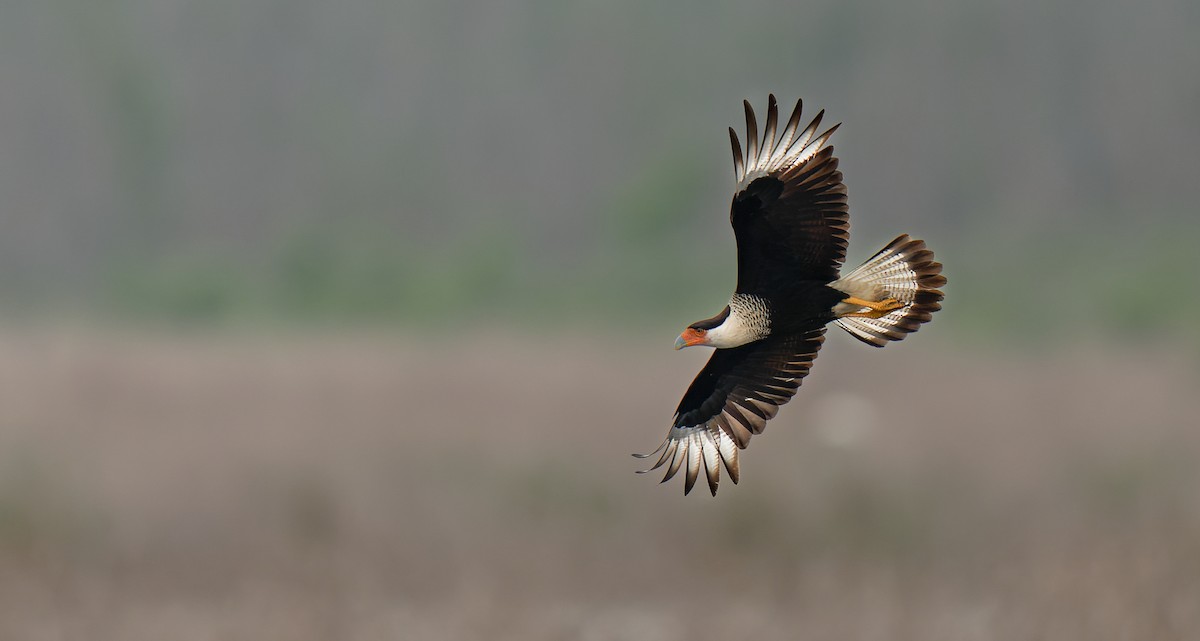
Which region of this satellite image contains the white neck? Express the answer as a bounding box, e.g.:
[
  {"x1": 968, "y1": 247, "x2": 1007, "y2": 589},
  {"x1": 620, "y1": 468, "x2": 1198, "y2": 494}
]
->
[{"x1": 706, "y1": 295, "x2": 771, "y2": 348}]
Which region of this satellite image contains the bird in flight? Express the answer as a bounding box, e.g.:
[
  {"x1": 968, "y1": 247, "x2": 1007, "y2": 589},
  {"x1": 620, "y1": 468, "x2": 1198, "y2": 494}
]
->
[{"x1": 635, "y1": 95, "x2": 946, "y2": 496}]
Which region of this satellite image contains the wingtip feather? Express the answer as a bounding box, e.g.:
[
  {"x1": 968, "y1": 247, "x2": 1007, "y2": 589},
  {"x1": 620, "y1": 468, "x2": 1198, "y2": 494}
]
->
[
  {"x1": 743, "y1": 100, "x2": 759, "y2": 168},
  {"x1": 729, "y1": 127, "x2": 744, "y2": 180},
  {"x1": 732, "y1": 97, "x2": 840, "y2": 190}
]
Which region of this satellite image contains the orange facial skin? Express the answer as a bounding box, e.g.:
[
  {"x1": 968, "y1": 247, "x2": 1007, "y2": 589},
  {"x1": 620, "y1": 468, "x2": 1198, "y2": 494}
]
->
[{"x1": 674, "y1": 327, "x2": 708, "y2": 350}]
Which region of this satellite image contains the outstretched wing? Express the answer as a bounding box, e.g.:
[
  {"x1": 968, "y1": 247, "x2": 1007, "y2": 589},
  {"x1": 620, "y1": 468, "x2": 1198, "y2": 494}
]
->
[
  {"x1": 729, "y1": 96, "x2": 849, "y2": 292},
  {"x1": 635, "y1": 328, "x2": 826, "y2": 495}
]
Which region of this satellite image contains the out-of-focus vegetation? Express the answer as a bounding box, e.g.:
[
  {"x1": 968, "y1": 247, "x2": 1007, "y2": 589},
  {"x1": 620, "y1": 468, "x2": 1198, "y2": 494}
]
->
[
  {"x1": 1, "y1": 332, "x2": 1197, "y2": 639},
  {"x1": 1, "y1": 0, "x2": 1198, "y2": 345},
  {"x1": 2, "y1": 4, "x2": 1199, "y2": 637}
]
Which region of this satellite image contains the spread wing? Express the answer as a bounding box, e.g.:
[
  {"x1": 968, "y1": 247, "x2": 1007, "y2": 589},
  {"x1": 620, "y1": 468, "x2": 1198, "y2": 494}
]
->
[
  {"x1": 635, "y1": 328, "x2": 826, "y2": 495},
  {"x1": 728, "y1": 96, "x2": 849, "y2": 292}
]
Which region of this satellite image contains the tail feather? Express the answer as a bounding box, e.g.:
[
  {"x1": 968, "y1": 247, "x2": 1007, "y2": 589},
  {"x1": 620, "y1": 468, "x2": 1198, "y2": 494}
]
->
[{"x1": 831, "y1": 235, "x2": 946, "y2": 347}]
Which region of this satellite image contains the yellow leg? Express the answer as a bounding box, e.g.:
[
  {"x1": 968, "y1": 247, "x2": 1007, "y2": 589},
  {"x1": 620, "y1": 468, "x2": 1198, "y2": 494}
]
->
[{"x1": 842, "y1": 296, "x2": 905, "y2": 319}]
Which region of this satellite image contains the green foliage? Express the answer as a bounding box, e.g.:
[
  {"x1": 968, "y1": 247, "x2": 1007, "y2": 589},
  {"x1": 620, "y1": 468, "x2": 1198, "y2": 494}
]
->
[
  {"x1": 105, "y1": 254, "x2": 246, "y2": 324},
  {"x1": 79, "y1": 212, "x2": 1200, "y2": 355},
  {"x1": 100, "y1": 225, "x2": 523, "y2": 328},
  {"x1": 935, "y1": 217, "x2": 1200, "y2": 348},
  {"x1": 2, "y1": 0, "x2": 1199, "y2": 356},
  {"x1": 606, "y1": 148, "x2": 711, "y2": 246}
]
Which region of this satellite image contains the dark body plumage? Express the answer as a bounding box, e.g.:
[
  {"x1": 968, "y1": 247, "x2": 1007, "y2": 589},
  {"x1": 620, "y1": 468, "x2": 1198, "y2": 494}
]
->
[
  {"x1": 675, "y1": 100, "x2": 850, "y2": 430},
  {"x1": 637, "y1": 95, "x2": 946, "y2": 495},
  {"x1": 733, "y1": 174, "x2": 850, "y2": 327}
]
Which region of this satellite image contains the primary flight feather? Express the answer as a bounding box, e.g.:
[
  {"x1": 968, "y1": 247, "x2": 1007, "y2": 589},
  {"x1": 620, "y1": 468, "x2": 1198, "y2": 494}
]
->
[{"x1": 635, "y1": 95, "x2": 947, "y2": 496}]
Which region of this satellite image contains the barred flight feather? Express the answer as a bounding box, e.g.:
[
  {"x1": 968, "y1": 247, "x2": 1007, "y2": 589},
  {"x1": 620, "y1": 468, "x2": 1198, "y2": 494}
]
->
[
  {"x1": 635, "y1": 330, "x2": 826, "y2": 495},
  {"x1": 634, "y1": 420, "x2": 742, "y2": 495},
  {"x1": 731, "y1": 95, "x2": 841, "y2": 192},
  {"x1": 832, "y1": 235, "x2": 947, "y2": 347}
]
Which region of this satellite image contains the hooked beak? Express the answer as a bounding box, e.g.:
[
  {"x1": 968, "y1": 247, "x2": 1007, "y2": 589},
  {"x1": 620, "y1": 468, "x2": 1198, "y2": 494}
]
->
[{"x1": 674, "y1": 327, "x2": 706, "y2": 350}]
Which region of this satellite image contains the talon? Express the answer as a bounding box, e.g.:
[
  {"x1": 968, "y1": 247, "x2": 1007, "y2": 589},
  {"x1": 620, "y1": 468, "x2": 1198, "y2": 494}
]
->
[
  {"x1": 878, "y1": 298, "x2": 903, "y2": 312},
  {"x1": 841, "y1": 296, "x2": 905, "y2": 319}
]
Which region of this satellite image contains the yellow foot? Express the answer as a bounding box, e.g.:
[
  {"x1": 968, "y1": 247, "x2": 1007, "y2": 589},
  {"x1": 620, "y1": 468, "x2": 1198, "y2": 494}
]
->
[{"x1": 842, "y1": 296, "x2": 905, "y2": 319}]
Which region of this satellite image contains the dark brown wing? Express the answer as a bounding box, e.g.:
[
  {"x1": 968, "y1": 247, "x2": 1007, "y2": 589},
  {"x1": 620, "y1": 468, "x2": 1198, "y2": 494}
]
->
[
  {"x1": 728, "y1": 96, "x2": 849, "y2": 292},
  {"x1": 635, "y1": 328, "x2": 826, "y2": 495}
]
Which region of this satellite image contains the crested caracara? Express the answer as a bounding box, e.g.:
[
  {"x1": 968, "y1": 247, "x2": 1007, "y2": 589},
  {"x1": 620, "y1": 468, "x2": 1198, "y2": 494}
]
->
[{"x1": 635, "y1": 95, "x2": 947, "y2": 496}]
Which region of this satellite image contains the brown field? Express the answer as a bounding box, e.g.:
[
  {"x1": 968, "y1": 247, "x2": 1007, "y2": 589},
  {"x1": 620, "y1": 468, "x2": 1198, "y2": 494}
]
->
[{"x1": 0, "y1": 329, "x2": 1197, "y2": 640}]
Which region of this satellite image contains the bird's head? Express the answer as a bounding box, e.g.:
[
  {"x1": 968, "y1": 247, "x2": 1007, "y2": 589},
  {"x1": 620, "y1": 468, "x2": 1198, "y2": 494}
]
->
[
  {"x1": 674, "y1": 326, "x2": 709, "y2": 350},
  {"x1": 675, "y1": 306, "x2": 734, "y2": 349}
]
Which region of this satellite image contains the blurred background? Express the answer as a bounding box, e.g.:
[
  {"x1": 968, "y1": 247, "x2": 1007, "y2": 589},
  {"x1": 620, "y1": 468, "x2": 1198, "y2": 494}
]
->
[{"x1": 1, "y1": 0, "x2": 1199, "y2": 638}]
